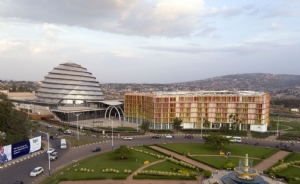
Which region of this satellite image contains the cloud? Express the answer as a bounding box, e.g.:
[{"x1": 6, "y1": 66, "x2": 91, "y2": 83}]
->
[
  {"x1": 0, "y1": 0, "x2": 206, "y2": 37},
  {"x1": 110, "y1": 50, "x2": 137, "y2": 58},
  {"x1": 195, "y1": 27, "x2": 217, "y2": 37},
  {"x1": 139, "y1": 39, "x2": 288, "y2": 55},
  {"x1": 269, "y1": 23, "x2": 283, "y2": 30},
  {"x1": 41, "y1": 23, "x2": 67, "y2": 40},
  {"x1": 206, "y1": 5, "x2": 240, "y2": 17}
]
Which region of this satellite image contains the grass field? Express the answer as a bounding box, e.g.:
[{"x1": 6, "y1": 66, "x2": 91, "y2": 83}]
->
[
  {"x1": 41, "y1": 149, "x2": 163, "y2": 184},
  {"x1": 159, "y1": 143, "x2": 278, "y2": 158},
  {"x1": 191, "y1": 156, "x2": 261, "y2": 169}
]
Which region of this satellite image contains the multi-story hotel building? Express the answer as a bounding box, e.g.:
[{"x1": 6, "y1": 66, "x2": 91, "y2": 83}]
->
[{"x1": 124, "y1": 91, "x2": 270, "y2": 132}]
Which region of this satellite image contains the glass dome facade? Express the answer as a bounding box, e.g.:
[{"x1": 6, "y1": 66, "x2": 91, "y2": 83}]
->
[{"x1": 37, "y1": 62, "x2": 104, "y2": 104}]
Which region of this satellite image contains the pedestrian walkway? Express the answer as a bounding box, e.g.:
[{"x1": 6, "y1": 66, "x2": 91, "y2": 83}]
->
[
  {"x1": 149, "y1": 146, "x2": 215, "y2": 172},
  {"x1": 253, "y1": 150, "x2": 290, "y2": 172}
]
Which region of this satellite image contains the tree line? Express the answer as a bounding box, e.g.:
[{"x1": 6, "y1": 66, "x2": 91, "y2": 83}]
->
[{"x1": 0, "y1": 93, "x2": 39, "y2": 146}]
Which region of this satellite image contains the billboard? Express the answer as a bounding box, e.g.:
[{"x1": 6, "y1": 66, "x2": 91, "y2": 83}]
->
[{"x1": 0, "y1": 136, "x2": 41, "y2": 164}]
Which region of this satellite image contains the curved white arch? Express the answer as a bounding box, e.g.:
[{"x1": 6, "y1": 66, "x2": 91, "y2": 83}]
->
[{"x1": 105, "y1": 106, "x2": 121, "y2": 121}]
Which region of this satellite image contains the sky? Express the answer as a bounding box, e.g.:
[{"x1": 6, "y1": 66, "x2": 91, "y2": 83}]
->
[{"x1": 0, "y1": 0, "x2": 300, "y2": 84}]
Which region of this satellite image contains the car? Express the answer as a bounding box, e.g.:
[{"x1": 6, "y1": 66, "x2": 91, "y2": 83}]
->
[
  {"x1": 92, "y1": 147, "x2": 101, "y2": 152},
  {"x1": 46, "y1": 124, "x2": 52, "y2": 128},
  {"x1": 123, "y1": 136, "x2": 133, "y2": 140},
  {"x1": 47, "y1": 148, "x2": 55, "y2": 154},
  {"x1": 64, "y1": 130, "x2": 72, "y2": 135},
  {"x1": 150, "y1": 135, "x2": 161, "y2": 139},
  {"x1": 165, "y1": 134, "x2": 174, "y2": 139},
  {"x1": 50, "y1": 135, "x2": 58, "y2": 140},
  {"x1": 184, "y1": 134, "x2": 194, "y2": 139},
  {"x1": 49, "y1": 152, "x2": 59, "y2": 161},
  {"x1": 30, "y1": 167, "x2": 44, "y2": 177},
  {"x1": 14, "y1": 181, "x2": 24, "y2": 184}
]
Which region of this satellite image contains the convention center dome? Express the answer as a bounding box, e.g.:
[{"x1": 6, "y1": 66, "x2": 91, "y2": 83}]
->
[{"x1": 37, "y1": 62, "x2": 104, "y2": 104}]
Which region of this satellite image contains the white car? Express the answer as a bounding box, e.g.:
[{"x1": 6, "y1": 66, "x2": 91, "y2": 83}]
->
[
  {"x1": 165, "y1": 134, "x2": 174, "y2": 139},
  {"x1": 46, "y1": 124, "x2": 52, "y2": 128},
  {"x1": 47, "y1": 148, "x2": 55, "y2": 154},
  {"x1": 30, "y1": 167, "x2": 44, "y2": 177},
  {"x1": 123, "y1": 137, "x2": 133, "y2": 140}
]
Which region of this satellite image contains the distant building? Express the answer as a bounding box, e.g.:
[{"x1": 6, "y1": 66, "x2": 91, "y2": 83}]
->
[
  {"x1": 7, "y1": 62, "x2": 123, "y2": 122},
  {"x1": 291, "y1": 108, "x2": 299, "y2": 113},
  {"x1": 0, "y1": 90, "x2": 9, "y2": 94},
  {"x1": 124, "y1": 91, "x2": 270, "y2": 132}
]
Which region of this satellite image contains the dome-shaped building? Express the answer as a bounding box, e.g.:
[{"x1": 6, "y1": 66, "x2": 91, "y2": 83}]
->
[{"x1": 37, "y1": 62, "x2": 104, "y2": 104}]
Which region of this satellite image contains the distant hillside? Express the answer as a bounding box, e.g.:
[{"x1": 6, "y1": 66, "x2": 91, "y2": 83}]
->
[{"x1": 176, "y1": 73, "x2": 300, "y2": 99}]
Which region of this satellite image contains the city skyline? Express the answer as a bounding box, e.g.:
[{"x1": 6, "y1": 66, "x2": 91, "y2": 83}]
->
[{"x1": 1, "y1": 0, "x2": 299, "y2": 84}]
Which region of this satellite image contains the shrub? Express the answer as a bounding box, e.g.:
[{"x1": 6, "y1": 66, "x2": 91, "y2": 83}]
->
[{"x1": 203, "y1": 170, "x2": 212, "y2": 178}]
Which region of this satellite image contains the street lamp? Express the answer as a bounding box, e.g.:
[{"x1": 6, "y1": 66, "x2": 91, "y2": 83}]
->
[
  {"x1": 109, "y1": 119, "x2": 114, "y2": 151},
  {"x1": 276, "y1": 116, "x2": 282, "y2": 137},
  {"x1": 73, "y1": 113, "x2": 82, "y2": 140},
  {"x1": 200, "y1": 122, "x2": 203, "y2": 143},
  {"x1": 40, "y1": 131, "x2": 50, "y2": 176},
  {"x1": 47, "y1": 133, "x2": 50, "y2": 176},
  {"x1": 136, "y1": 112, "x2": 139, "y2": 132}
]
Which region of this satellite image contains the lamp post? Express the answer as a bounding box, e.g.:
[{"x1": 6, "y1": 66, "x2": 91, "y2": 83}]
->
[
  {"x1": 47, "y1": 133, "x2": 50, "y2": 176},
  {"x1": 73, "y1": 113, "x2": 82, "y2": 140},
  {"x1": 136, "y1": 112, "x2": 139, "y2": 132},
  {"x1": 200, "y1": 122, "x2": 203, "y2": 143},
  {"x1": 109, "y1": 119, "x2": 114, "y2": 151},
  {"x1": 276, "y1": 116, "x2": 282, "y2": 137}
]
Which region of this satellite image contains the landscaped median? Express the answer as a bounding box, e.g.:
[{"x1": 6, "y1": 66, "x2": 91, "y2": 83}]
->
[
  {"x1": 156, "y1": 143, "x2": 279, "y2": 170},
  {"x1": 40, "y1": 145, "x2": 206, "y2": 184},
  {"x1": 264, "y1": 151, "x2": 300, "y2": 184}
]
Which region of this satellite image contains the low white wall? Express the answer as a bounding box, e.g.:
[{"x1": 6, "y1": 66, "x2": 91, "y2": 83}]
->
[{"x1": 250, "y1": 123, "x2": 268, "y2": 132}]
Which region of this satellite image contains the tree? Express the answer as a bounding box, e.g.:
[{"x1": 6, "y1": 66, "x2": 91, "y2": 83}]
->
[
  {"x1": 203, "y1": 118, "x2": 210, "y2": 133},
  {"x1": 112, "y1": 145, "x2": 133, "y2": 160},
  {"x1": 173, "y1": 117, "x2": 183, "y2": 132},
  {"x1": 141, "y1": 120, "x2": 150, "y2": 133},
  {"x1": 202, "y1": 134, "x2": 231, "y2": 150},
  {"x1": 0, "y1": 93, "x2": 34, "y2": 145},
  {"x1": 228, "y1": 114, "x2": 242, "y2": 131}
]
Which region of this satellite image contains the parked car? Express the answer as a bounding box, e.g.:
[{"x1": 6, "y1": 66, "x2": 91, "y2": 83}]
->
[
  {"x1": 92, "y1": 147, "x2": 101, "y2": 152},
  {"x1": 50, "y1": 135, "x2": 57, "y2": 140},
  {"x1": 14, "y1": 181, "x2": 24, "y2": 184},
  {"x1": 46, "y1": 124, "x2": 52, "y2": 128},
  {"x1": 150, "y1": 135, "x2": 161, "y2": 139},
  {"x1": 30, "y1": 167, "x2": 44, "y2": 177},
  {"x1": 47, "y1": 148, "x2": 55, "y2": 154},
  {"x1": 184, "y1": 134, "x2": 194, "y2": 139},
  {"x1": 123, "y1": 137, "x2": 133, "y2": 140},
  {"x1": 165, "y1": 134, "x2": 174, "y2": 139},
  {"x1": 64, "y1": 130, "x2": 72, "y2": 135},
  {"x1": 49, "y1": 152, "x2": 59, "y2": 161}
]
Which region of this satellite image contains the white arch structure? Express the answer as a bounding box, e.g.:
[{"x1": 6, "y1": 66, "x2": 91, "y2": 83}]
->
[{"x1": 104, "y1": 106, "x2": 124, "y2": 121}]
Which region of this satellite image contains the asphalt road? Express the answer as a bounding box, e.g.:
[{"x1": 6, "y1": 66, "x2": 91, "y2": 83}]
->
[{"x1": 1, "y1": 134, "x2": 299, "y2": 184}]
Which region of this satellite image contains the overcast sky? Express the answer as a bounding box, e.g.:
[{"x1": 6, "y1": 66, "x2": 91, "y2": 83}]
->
[{"x1": 0, "y1": 0, "x2": 299, "y2": 84}]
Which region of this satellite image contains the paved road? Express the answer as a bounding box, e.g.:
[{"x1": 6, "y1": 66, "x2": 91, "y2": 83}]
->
[{"x1": 1, "y1": 126, "x2": 299, "y2": 183}]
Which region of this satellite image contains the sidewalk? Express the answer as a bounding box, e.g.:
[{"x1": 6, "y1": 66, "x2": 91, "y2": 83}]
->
[{"x1": 253, "y1": 150, "x2": 290, "y2": 172}]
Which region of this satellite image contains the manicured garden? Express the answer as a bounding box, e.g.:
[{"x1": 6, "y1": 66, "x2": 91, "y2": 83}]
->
[
  {"x1": 40, "y1": 142, "x2": 296, "y2": 184},
  {"x1": 191, "y1": 156, "x2": 261, "y2": 170},
  {"x1": 41, "y1": 146, "x2": 164, "y2": 184},
  {"x1": 265, "y1": 152, "x2": 300, "y2": 183},
  {"x1": 158, "y1": 143, "x2": 278, "y2": 159}
]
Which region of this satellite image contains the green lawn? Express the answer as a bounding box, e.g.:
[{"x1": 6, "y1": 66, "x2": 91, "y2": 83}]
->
[
  {"x1": 251, "y1": 131, "x2": 271, "y2": 139},
  {"x1": 277, "y1": 166, "x2": 300, "y2": 178},
  {"x1": 191, "y1": 156, "x2": 261, "y2": 169},
  {"x1": 133, "y1": 146, "x2": 169, "y2": 156},
  {"x1": 135, "y1": 160, "x2": 201, "y2": 180},
  {"x1": 41, "y1": 149, "x2": 162, "y2": 184},
  {"x1": 159, "y1": 143, "x2": 278, "y2": 158},
  {"x1": 283, "y1": 152, "x2": 300, "y2": 162}
]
